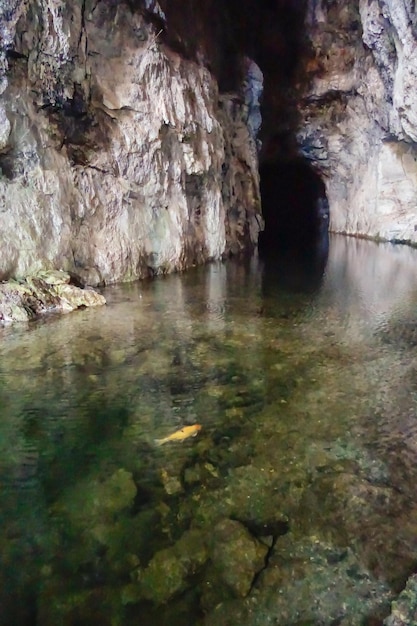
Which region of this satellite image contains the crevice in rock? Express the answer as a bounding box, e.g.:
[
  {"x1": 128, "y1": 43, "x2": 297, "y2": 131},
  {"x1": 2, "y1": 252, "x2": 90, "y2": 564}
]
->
[{"x1": 5, "y1": 48, "x2": 27, "y2": 60}]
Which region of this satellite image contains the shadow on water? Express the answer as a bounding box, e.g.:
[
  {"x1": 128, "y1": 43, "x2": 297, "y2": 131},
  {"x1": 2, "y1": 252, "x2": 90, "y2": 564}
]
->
[{"x1": 260, "y1": 230, "x2": 329, "y2": 296}]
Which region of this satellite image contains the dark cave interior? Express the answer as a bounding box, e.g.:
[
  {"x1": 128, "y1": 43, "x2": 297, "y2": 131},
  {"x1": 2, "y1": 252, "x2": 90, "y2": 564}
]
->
[
  {"x1": 258, "y1": 157, "x2": 329, "y2": 252},
  {"x1": 156, "y1": 0, "x2": 329, "y2": 256},
  {"x1": 227, "y1": 0, "x2": 330, "y2": 257}
]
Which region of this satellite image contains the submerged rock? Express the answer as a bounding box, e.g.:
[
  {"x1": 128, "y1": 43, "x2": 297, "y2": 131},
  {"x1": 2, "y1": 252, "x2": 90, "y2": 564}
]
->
[
  {"x1": 0, "y1": 270, "x2": 106, "y2": 323},
  {"x1": 297, "y1": 470, "x2": 417, "y2": 591},
  {"x1": 207, "y1": 518, "x2": 268, "y2": 599},
  {"x1": 384, "y1": 575, "x2": 417, "y2": 626},
  {"x1": 130, "y1": 528, "x2": 209, "y2": 605},
  {"x1": 187, "y1": 462, "x2": 291, "y2": 529},
  {"x1": 129, "y1": 518, "x2": 268, "y2": 608},
  {"x1": 38, "y1": 585, "x2": 121, "y2": 626},
  {"x1": 203, "y1": 534, "x2": 393, "y2": 626},
  {"x1": 53, "y1": 468, "x2": 137, "y2": 531}
]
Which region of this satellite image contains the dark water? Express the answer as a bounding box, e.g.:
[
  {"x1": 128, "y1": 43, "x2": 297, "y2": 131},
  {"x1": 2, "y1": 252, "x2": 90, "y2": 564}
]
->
[{"x1": 2, "y1": 235, "x2": 417, "y2": 625}]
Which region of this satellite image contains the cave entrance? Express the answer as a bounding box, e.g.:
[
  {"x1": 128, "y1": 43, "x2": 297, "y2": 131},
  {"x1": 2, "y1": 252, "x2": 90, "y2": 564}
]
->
[
  {"x1": 220, "y1": 0, "x2": 329, "y2": 257},
  {"x1": 258, "y1": 155, "x2": 330, "y2": 292},
  {"x1": 258, "y1": 154, "x2": 329, "y2": 255}
]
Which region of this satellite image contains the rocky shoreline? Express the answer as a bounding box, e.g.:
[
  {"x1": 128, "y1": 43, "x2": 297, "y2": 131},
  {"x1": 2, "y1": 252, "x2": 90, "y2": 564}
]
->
[{"x1": 0, "y1": 269, "x2": 106, "y2": 323}]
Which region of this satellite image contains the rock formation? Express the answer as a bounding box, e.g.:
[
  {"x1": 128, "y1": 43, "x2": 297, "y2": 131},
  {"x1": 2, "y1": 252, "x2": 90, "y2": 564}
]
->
[
  {"x1": 3, "y1": 0, "x2": 417, "y2": 282},
  {"x1": 0, "y1": 269, "x2": 106, "y2": 323},
  {"x1": 298, "y1": 0, "x2": 417, "y2": 244},
  {"x1": 0, "y1": 0, "x2": 262, "y2": 285}
]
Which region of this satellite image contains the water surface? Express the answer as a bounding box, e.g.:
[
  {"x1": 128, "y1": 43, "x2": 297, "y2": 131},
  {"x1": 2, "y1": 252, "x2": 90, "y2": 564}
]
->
[{"x1": 2, "y1": 235, "x2": 417, "y2": 625}]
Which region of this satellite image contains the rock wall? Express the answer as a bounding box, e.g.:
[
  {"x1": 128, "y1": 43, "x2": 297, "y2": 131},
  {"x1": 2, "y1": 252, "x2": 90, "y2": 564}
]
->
[
  {"x1": 299, "y1": 0, "x2": 417, "y2": 244},
  {"x1": 4, "y1": 0, "x2": 417, "y2": 276},
  {"x1": 0, "y1": 0, "x2": 262, "y2": 285}
]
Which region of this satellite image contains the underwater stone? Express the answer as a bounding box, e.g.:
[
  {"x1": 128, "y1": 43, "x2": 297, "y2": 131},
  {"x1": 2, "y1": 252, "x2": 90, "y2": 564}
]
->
[
  {"x1": 55, "y1": 468, "x2": 137, "y2": 529},
  {"x1": 38, "y1": 585, "x2": 120, "y2": 626},
  {"x1": 140, "y1": 547, "x2": 190, "y2": 604},
  {"x1": 191, "y1": 463, "x2": 290, "y2": 528},
  {"x1": 209, "y1": 518, "x2": 268, "y2": 597},
  {"x1": 384, "y1": 574, "x2": 417, "y2": 626},
  {"x1": 138, "y1": 529, "x2": 209, "y2": 604},
  {"x1": 203, "y1": 532, "x2": 392, "y2": 626},
  {"x1": 98, "y1": 469, "x2": 138, "y2": 515}
]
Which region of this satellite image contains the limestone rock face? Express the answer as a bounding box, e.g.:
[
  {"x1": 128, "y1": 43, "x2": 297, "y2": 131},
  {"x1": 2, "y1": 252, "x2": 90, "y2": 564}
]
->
[
  {"x1": 0, "y1": 0, "x2": 262, "y2": 284},
  {"x1": 300, "y1": 0, "x2": 417, "y2": 243}
]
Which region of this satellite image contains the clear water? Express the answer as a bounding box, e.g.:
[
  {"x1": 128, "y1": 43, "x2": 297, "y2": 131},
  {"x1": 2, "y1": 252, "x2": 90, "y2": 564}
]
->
[{"x1": 2, "y1": 235, "x2": 417, "y2": 625}]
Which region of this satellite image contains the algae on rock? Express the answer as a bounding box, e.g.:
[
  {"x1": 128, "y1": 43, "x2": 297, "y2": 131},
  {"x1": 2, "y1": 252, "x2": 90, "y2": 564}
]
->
[{"x1": 0, "y1": 270, "x2": 105, "y2": 323}]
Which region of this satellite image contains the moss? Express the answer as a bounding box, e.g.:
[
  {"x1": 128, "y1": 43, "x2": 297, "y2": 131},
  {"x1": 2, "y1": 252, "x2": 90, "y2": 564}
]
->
[
  {"x1": 134, "y1": 529, "x2": 209, "y2": 605},
  {"x1": 209, "y1": 519, "x2": 268, "y2": 597}
]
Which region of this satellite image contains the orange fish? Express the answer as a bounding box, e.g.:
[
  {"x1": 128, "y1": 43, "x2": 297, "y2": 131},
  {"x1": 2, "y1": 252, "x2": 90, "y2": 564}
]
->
[{"x1": 155, "y1": 424, "x2": 202, "y2": 446}]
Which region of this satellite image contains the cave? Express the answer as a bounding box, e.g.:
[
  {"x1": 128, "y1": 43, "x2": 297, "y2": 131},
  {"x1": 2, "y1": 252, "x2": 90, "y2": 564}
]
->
[
  {"x1": 157, "y1": 0, "x2": 330, "y2": 257},
  {"x1": 2, "y1": 0, "x2": 415, "y2": 285},
  {"x1": 223, "y1": 0, "x2": 331, "y2": 256},
  {"x1": 4, "y1": 3, "x2": 417, "y2": 626},
  {"x1": 258, "y1": 154, "x2": 329, "y2": 254}
]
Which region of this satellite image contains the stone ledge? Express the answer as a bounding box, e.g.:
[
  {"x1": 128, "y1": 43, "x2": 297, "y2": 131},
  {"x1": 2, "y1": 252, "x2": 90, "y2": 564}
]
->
[{"x1": 0, "y1": 270, "x2": 106, "y2": 324}]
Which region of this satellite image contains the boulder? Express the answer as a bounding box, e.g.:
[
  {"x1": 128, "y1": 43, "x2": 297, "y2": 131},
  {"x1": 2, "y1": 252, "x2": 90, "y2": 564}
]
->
[
  {"x1": 0, "y1": 270, "x2": 105, "y2": 323},
  {"x1": 209, "y1": 518, "x2": 268, "y2": 598}
]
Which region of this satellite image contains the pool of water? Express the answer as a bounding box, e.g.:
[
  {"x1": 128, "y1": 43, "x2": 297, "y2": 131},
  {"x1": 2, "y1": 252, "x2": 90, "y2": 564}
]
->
[{"x1": 2, "y1": 235, "x2": 417, "y2": 625}]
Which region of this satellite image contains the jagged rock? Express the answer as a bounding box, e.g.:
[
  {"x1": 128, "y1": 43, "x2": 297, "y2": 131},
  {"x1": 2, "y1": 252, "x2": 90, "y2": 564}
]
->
[
  {"x1": 32, "y1": 269, "x2": 71, "y2": 285},
  {"x1": 384, "y1": 575, "x2": 417, "y2": 626},
  {"x1": 298, "y1": 0, "x2": 417, "y2": 245},
  {"x1": 0, "y1": 270, "x2": 105, "y2": 323},
  {"x1": 0, "y1": 281, "x2": 35, "y2": 322},
  {"x1": 0, "y1": 0, "x2": 262, "y2": 284},
  {"x1": 51, "y1": 283, "x2": 106, "y2": 311}
]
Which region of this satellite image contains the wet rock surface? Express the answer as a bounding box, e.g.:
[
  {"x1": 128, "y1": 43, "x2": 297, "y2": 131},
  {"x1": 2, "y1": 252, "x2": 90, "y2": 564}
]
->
[{"x1": 0, "y1": 270, "x2": 106, "y2": 323}]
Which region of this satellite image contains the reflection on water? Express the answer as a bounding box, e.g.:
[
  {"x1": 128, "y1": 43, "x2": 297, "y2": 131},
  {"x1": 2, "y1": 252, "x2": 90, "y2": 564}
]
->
[{"x1": 2, "y1": 236, "x2": 417, "y2": 625}]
